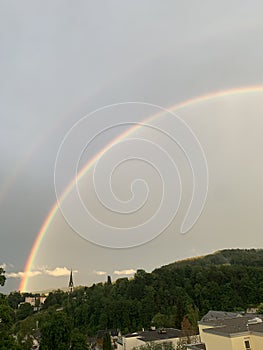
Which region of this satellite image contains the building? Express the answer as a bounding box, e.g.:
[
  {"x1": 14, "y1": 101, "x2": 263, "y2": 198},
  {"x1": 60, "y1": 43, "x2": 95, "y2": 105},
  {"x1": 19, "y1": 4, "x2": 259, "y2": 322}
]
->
[
  {"x1": 198, "y1": 310, "x2": 263, "y2": 350},
  {"x1": 25, "y1": 296, "x2": 46, "y2": 307},
  {"x1": 122, "y1": 328, "x2": 180, "y2": 350},
  {"x1": 119, "y1": 328, "x2": 198, "y2": 350},
  {"x1": 18, "y1": 296, "x2": 46, "y2": 311}
]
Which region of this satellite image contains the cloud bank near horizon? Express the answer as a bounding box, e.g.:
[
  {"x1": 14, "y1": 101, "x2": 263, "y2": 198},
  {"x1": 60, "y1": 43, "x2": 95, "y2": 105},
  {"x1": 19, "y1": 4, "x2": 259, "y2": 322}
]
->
[{"x1": 6, "y1": 267, "x2": 78, "y2": 279}]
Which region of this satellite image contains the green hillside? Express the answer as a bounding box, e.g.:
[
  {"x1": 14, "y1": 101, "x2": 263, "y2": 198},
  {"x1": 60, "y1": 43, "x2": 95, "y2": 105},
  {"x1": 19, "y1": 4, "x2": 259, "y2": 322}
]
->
[
  {"x1": 157, "y1": 248, "x2": 263, "y2": 269},
  {"x1": 2, "y1": 248, "x2": 263, "y2": 348}
]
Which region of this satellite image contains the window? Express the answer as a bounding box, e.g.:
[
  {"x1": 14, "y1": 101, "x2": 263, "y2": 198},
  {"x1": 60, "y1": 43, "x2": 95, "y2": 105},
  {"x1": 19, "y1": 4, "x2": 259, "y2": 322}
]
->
[{"x1": 244, "y1": 340, "x2": 251, "y2": 350}]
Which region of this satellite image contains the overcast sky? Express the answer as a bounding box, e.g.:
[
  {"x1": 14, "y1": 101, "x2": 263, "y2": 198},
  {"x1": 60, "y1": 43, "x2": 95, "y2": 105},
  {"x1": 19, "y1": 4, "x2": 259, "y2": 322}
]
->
[{"x1": 1, "y1": 1, "x2": 263, "y2": 293}]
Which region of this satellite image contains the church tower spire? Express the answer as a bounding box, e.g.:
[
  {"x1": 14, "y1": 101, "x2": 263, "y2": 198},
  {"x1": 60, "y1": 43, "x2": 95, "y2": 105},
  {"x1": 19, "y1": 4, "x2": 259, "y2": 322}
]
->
[{"x1": 69, "y1": 269, "x2": 74, "y2": 293}]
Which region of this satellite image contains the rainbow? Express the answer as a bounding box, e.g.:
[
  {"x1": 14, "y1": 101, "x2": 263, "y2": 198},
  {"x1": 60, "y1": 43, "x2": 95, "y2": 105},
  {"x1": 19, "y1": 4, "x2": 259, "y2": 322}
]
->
[{"x1": 19, "y1": 85, "x2": 263, "y2": 292}]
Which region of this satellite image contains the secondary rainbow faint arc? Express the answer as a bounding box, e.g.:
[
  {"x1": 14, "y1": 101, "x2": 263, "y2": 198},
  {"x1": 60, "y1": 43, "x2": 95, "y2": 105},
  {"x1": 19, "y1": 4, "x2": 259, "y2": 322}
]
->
[{"x1": 19, "y1": 85, "x2": 263, "y2": 292}]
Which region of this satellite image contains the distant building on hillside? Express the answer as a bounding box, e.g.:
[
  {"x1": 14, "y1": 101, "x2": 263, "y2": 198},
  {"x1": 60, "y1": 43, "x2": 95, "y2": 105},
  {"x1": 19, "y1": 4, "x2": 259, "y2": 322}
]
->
[
  {"x1": 25, "y1": 296, "x2": 46, "y2": 307},
  {"x1": 18, "y1": 296, "x2": 46, "y2": 312}
]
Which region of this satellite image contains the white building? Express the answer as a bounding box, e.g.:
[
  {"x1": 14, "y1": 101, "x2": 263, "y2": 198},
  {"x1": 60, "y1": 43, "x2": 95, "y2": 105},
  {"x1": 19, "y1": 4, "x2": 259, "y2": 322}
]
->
[{"x1": 118, "y1": 328, "x2": 196, "y2": 350}]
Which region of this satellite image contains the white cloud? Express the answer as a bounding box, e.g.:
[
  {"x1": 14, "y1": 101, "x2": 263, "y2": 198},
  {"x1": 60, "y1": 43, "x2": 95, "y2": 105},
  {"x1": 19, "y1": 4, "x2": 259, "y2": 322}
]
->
[
  {"x1": 94, "y1": 271, "x2": 107, "y2": 276},
  {"x1": 7, "y1": 271, "x2": 42, "y2": 278},
  {"x1": 45, "y1": 267, "x2": 77, "y2": 277},
  {"x1": 6, "y1": 267, "x2": 77, "y2": 279},
  {"x1": 114, "y1": 269, "x2": 136, "y2": 276}
]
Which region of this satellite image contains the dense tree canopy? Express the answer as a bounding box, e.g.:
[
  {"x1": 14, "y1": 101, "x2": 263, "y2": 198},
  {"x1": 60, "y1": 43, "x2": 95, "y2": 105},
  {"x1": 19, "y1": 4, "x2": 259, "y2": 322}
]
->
[
  {"x1": 2, "y1": 249, "x2": 263, "y2": 349},
  {"x1": 40, "y1": 311, "x2": 72, "y2": 350},
  {"x1": 17, "y1": 302, "x2": 33, "y2": 321},
  {"x1": 102, "y1": 332, "x2": 112, "y2": 350},
  {"x1": 0, "y1": 266, "x2": 6, "y2": 286}
]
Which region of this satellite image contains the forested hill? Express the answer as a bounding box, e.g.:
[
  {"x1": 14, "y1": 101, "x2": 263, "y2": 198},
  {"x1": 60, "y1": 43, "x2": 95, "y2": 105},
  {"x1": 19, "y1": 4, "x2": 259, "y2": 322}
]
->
[
  {"x1": 3, "y1": 248, "x2": 263, "y2": 346},
  {"x1": 40, "y1": 249, "x2": 263, "y2": 332},
  {"x1": 154, "y1": 248, "x2": 263, "y2": 270}
]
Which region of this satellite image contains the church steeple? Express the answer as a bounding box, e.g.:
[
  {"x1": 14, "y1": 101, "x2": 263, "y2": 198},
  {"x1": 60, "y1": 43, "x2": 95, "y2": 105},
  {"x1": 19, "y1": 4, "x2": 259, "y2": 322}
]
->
[{"x1": 69, "y1": 269, "x2": 74, "y2": 293}]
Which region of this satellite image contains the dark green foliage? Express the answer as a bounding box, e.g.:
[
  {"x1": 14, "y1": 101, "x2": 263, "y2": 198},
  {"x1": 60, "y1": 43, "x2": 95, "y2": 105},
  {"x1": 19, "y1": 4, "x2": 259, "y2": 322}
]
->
[
  {"x1": 27, "y1": 249, "x2": 263, "y2": 336},
  {"x1": 0, "y1": 332, "x2": 20, "y2": 350},
  {"x1": 0, "y1": 267, "x2": 6, "y2": 286},
  {"x1": 103, "y1": 332, "x2": 112, "y2": 350},
  {"x1": 7, "y1": 291, "x2": 24, "y2": 309},
  {"x1": 40, "y1": 311, "x2": 72, "y2": 350},
  {"x1": 0, "y1": 294, "x2": 20, "y2": 349},
  {"x1": 0, "y1": 301, "x2": 14, "y2": 326},
  {"x1": 42, "y1": 289, "x2": 65, "y2": 309},
  {"x1": 71, "y1": 328, "x2": 88, "y2": 349},
  {"x1": 17, "y1": 302, "x2": 33, "y2": 321},
  {"x1": 15, "y1": 314, "x2": 38, "y2": 350}
]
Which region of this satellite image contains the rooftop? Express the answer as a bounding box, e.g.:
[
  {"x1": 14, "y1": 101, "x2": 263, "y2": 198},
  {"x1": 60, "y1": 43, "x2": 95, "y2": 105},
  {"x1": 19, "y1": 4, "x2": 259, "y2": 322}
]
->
[
  {"x1": 200, "y1": 310, "x2": 243, "y2": 323},
  {"x1": 187, "y1": 343, "x2": 206, "y2": 350},
  {"x1": 200, "y1": 312, "x2": 263, "y2": 337},
  {"x1": 124, "y1": 328, "x2": 181, "y2": 341}
]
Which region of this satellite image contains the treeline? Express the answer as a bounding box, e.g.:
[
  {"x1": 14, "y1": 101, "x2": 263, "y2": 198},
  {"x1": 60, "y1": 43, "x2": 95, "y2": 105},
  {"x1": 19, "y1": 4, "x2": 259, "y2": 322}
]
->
[
  {"x1": 1, "y1": 248, "x2": 263, "y2": 349},
  {"x1": 60, "y1": 248, "x2": 263, "y2": 334}
]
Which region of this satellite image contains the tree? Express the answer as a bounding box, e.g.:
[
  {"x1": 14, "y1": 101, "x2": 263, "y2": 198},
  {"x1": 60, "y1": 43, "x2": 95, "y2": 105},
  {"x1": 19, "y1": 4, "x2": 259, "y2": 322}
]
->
[
  {"x1": 43, "y1": 290, "x2": 65, "y2": 309},
  {"x1": 40, "y1": 311, "x2": 72, "y2": 350},
  {"x1": 0, "y1": 270, "x2": 20, "y2": 349},
  {"x1": 152, "y1": 313, "x2": 169, "y2": 328},
  {"x1": 103, "y1": 332, "x2": 112, "y2": 350},
  {"x1": 71, "y1": 328, "x2": 88, "y2": 350},
  {"x1": 186, "y1": 306, "x2": 199, "y2": 332},
  {"x1": 181, "y1": 316, "x2": 195, "y2": 344},
  {"x1": 0, "y1": 303, "x2": 14, "y2": 332},
  {"x1": 0, "y1": 301, "x2": 19, "y2": 349},
  {"x1": 0, "y1": 267, "x2": 6, "y2": 286},
  {"x1": 7, "y1": 291, "x2": 24, "y2": 309},
  {"x1": 0, "y1": 332, "x2": 20, "y2": 350},
  {"x1": 15, "y1": 316, "x2": 35, "y2": 350},
  {"x1": 17, "y1": 302, "x2": 33, "y2": 321}
]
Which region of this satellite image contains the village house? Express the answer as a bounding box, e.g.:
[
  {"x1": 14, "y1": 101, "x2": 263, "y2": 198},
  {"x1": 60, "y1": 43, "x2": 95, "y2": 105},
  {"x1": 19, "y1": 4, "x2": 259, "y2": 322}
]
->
[
  {"x1": 195, "y1": 310, "x2": 263, "y2": 350},
  {"x1": 117, "y1": 327, "x2": 199, "y2": 350}
]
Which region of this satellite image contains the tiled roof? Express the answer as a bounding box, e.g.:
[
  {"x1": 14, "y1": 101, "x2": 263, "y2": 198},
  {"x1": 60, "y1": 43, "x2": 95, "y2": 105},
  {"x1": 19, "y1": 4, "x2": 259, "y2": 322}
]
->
[
  {"x1": 139, "y1": 328, "x2": 181, "y2": 342},
  {"x1": 200, "y1": 310, "x2": 242, "y2": 323}
]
